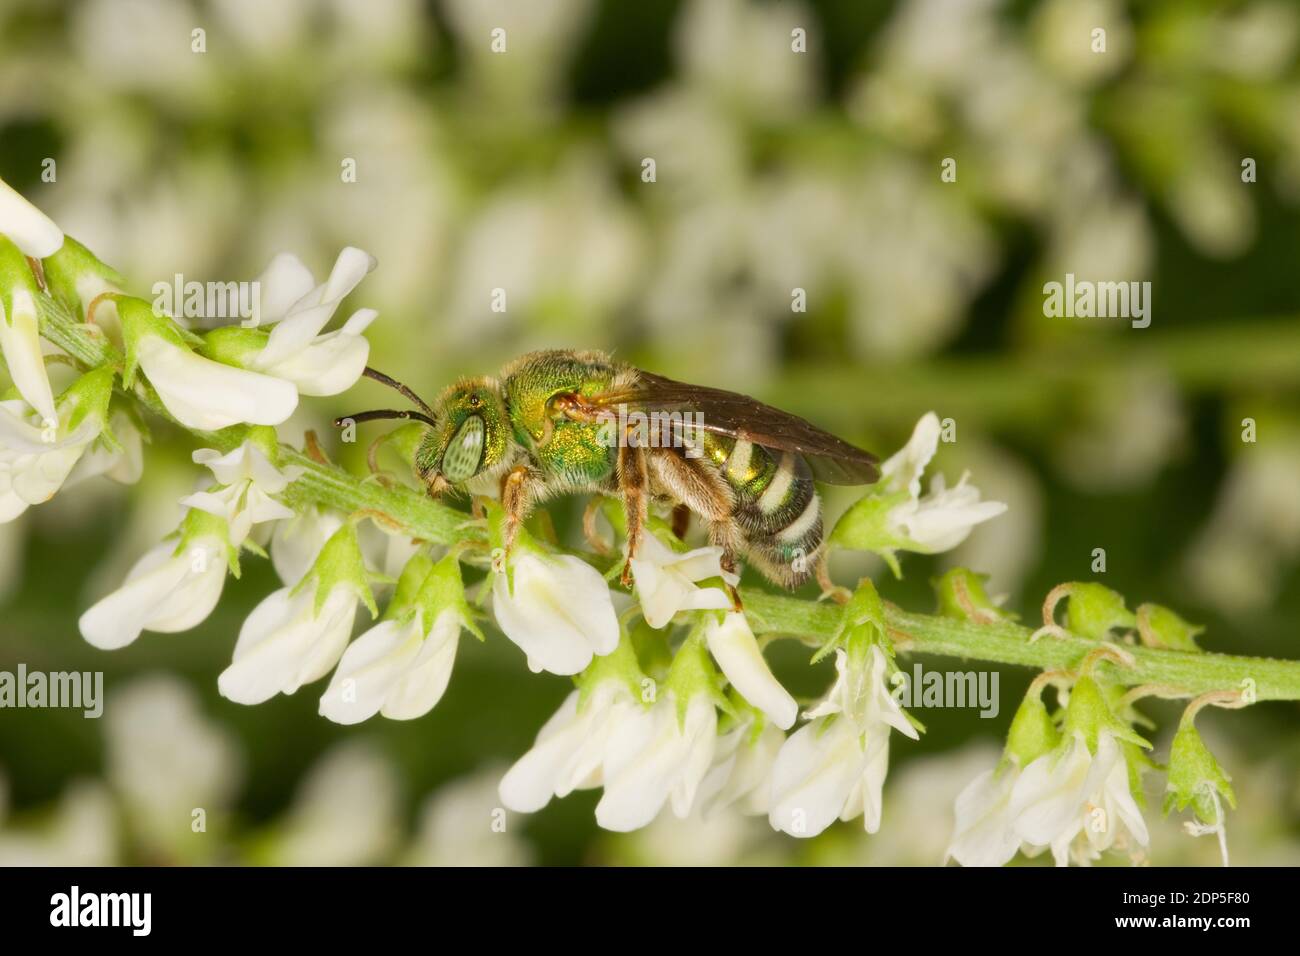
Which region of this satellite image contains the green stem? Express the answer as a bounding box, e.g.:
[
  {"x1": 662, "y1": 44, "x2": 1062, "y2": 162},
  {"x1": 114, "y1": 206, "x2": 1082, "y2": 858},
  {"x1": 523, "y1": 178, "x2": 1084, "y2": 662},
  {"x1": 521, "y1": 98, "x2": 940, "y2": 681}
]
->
[
  {"x1": 36, "y1": 288, "x2": 1300, "y2": 704},
  {"x1": 743, "y1": 591, "x2": 1300, "y2": 702}
]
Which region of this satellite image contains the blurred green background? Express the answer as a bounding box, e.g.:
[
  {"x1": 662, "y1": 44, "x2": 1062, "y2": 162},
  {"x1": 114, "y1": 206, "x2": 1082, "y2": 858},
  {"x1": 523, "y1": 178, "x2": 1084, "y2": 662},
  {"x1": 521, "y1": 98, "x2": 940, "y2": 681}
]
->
[{"x1": 1, "y1": 0, "x2": 1298, "y2": 865}]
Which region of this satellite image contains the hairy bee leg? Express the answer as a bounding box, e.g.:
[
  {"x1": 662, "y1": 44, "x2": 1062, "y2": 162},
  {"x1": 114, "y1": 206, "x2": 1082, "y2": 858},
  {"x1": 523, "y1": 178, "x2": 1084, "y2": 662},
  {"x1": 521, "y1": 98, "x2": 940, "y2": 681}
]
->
[
  {"x1": 617, "y1": 442, "x2": 649, "y2": 588},
  {"x1": 671, "y1": 504, "x2": 691, "y2": 542},
  {"x1": 582, "y1": 496, "x2": 613, "y2": 556},
  {"x1": 707, "y1": 520, "x2": 745, "y2": 612},
  {"x1": 719, "y1": 549, "x2": 744, "y2": 612},
  {"x1": 500, "y1": 465, "x2": 539, "y2": 558}
]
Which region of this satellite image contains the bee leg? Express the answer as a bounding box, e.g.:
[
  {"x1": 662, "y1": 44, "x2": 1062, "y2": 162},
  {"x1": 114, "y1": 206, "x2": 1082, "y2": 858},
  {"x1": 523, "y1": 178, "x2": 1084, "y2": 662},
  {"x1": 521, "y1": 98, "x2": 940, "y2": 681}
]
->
[
  {"x1": 617, "y1": 442, "x2": 649, "y2": 588},
  {"x1": 707, "y1": 519, "x2": 745, "y2": 612},
  {"x1": 670, "y1": 504, "x2": 691, "y2": 542},
  {"x1": 719, "y1": 549, "x2": 744, "y2": 612},
  {"x1": 500, "y1": 465, "x2": 539, "y2": 558}
]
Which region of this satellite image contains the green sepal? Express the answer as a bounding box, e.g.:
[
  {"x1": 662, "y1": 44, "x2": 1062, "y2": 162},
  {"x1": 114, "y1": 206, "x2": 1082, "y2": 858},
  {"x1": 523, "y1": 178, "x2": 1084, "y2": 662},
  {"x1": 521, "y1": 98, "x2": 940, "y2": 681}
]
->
[
  {"x1": 40, "y1": 235, "x2": 124, "y2": 315},
  {"x1": 115, "y1": 295, "x2": 202, "y2": 387},
  {"x1": 0, "y1": 236, "x2": 41, "y2": 316},
  {"x1": 1062, "y1": 583, "x2": 1137, "y2": 641},
  {"x1": 1005, "y1": 684, "x2": 1062, "y2": 767},
  {"x1": 57, "y1": 366, "x2": 115, "y2": 434},
  {"x1": 243, "y1": 425, "x2": 282, "y2": 467},
  {"x1": 383, "y1": 552, "x2": 435, "y2": 623},
  {"x1": 663, "y1": 629, "x2": 726, "y2": 727},
  {"x1": 413, "y1": 551, "x2": 483, "y2": 642},
  {"x1": 300, "y1": 522, "x2": 377, "y2": 619},
  {"x1": 199, "y1": 326, "x2": 270, "y2": 367},
  {"x1": 1063, "y1": 676, "x2": 1150, "y2": 752},
  {"x1": 813, "y1": 577, "x2": 887, "y2": 666},
  {"x1": 827, "y1": 489, "x2": 914, "y2": 578},
  {"x1": 1163, "y1": 715, "x2": 1236, "y2": 825},
  {"x1": 576, "y1": 630, "x2": 647, "y2": 709},
  {"x1": 1137, "y1": 603, "x2": 1204, "y2": 652},
  {"x1": 1124, "y1": 740, "x2": 1159, "y2": 809},
  {"x1": 932, "y1": 568, "x2": 1017, "y2": 623},
  {"x1": 173, "y1": 507, "x2": 237, "y2": 578}
]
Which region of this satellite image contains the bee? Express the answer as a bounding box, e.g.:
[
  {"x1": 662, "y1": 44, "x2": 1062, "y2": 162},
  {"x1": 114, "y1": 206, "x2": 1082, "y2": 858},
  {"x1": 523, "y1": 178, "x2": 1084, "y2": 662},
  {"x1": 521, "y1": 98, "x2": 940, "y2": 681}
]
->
[{"x1": 338, "y1": 350, "x2": 879, "y2": 592}]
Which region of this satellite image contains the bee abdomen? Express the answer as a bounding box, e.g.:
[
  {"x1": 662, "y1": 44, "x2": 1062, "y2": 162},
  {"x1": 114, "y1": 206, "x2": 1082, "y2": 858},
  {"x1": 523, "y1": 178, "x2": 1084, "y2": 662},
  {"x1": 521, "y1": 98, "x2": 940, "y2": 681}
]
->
[{"x1": 711, "y1": 437, "x2": 823, "y2": 586}]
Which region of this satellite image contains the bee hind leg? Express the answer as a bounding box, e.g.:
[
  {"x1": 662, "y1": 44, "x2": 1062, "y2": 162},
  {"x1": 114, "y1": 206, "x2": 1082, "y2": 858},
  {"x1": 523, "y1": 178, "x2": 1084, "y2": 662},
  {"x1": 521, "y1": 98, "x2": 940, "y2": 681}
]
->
[
  {"x1": 708, "y1": 521, "x2": 745, "y2": 612},
  {"x1": 617, "y1": 443, "x2": 649, "y2": 588}
]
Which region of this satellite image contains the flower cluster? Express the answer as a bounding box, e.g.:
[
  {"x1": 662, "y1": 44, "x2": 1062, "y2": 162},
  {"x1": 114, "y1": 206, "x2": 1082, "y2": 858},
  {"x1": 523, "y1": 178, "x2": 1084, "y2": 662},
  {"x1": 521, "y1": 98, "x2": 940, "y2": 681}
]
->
[
  {"x1": 0, "y1": 179, "x2": 383, "y2": 530},
  {"x1": 5, "y1": 178, "x2": 1266, "y2": 865}
]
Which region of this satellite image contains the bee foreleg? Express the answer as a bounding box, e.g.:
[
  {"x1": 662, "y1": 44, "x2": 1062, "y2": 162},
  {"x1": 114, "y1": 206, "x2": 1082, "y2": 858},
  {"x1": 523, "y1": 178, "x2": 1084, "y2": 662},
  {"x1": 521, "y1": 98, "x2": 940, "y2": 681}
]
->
[{"x1": 617, "y1": 442, "x2": 649, "y2": 588}]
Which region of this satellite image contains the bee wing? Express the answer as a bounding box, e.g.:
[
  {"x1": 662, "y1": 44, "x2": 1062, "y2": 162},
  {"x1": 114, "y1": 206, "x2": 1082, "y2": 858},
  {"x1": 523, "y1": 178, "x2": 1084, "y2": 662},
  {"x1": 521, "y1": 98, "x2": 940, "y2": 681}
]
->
[{"x1": 590, "y1": 371, "x2": 880, "y2": 486}]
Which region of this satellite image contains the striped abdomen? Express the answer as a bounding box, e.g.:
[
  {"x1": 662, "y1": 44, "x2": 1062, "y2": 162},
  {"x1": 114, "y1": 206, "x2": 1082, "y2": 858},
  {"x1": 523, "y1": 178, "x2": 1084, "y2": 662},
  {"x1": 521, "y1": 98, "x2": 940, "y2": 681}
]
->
[{"x1": 705, "y1": 435, "x2": 823, "y2": 587}]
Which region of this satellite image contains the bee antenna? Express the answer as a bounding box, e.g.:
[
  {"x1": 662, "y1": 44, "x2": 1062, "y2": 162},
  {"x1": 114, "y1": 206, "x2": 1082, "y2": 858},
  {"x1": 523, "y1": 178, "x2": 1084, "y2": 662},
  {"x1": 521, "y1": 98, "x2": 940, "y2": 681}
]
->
[
  {"x1": 334, "y1": 409, "x2": 438, "y2": 429},
  {"x1": 362, "y1": 367, "x2": 436, "y2": 416}
]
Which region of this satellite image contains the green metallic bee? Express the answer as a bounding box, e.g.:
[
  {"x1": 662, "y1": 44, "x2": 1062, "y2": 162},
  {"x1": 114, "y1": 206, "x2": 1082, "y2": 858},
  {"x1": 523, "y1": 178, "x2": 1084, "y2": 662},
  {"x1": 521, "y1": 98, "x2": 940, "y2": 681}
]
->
[{"x1": 339, "y1": 350, "x2": 879, "y2": 591}]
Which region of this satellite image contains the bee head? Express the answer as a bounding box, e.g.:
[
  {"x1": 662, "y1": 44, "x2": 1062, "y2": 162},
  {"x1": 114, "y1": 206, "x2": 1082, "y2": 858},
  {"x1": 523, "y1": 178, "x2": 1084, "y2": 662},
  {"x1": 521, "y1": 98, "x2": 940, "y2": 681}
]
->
[
  {"x1": 414, "y1": 377, "x2": 509, "y2": 490},
  {"x1": 335, "y1": 368, "x2": 509, "y2": 496}
]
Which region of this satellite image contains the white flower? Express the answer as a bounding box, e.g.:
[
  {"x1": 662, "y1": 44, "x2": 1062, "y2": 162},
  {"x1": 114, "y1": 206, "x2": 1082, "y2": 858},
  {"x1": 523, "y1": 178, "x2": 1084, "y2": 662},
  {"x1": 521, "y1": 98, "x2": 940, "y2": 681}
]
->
[
  {"x1": 0, "y1": 285, "x2": 56, "y2": 425},
  {"x1": 492, "y1": 550, "x2": 619, "y2": 675},
  {"x1": 1009, "y1": 730, "x2": 1149, "y2": 866},
  {"x1": 0, "y1": 399, "x2": 103, "y2": 521},
  {"x1": 318, "y1": 607, "x2": 462, "y2": 724},
  {"x1": 180, "y1": 439, "x2": 301, "y2": 545},
  {"x1": 0, "y1": 178, "x2": 63, "y2": 258},
  {"x1": 218, "y1": 583, "x2": 360, "y2": 705},
  {"x1": 704, "y1": 611, "x2": 797, "y2": 729},
  {"x1": 79, "y1": 521, "x2": 229, "y2": 650},
  {"x1": 271, "y1": 506, "x2": 343, "y2": 586},
  {"x1": 135, "y1": 333, "x2": 299, "y2": 431},
  {"x1": 241, "y1": 247, "x2": 378, "y2": 396},
  {"x1": 769, "y1": 645, "x2": 919, "y2": 837},
  {"x1": 63, "y1": 409, "x2": 145, "y2": 489},
  {"x1": 629, "y1": 532, "x2": 733, "y2": 628},
  {"x1": 946, "y1": 764, "x2": 1023, "y2": 867},
  {"x1": 596, "y1": 691, "x2": 718, "y2": 832},
  {"x1": 880, "y1": 411, "x2": 1007, "y2": 553},
  {"x1": 498, "y1": 679, "x2": 640, "y2": 814},
  {"x1": 697, "y1": 718, "x2": 785, "y2": 817}
]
